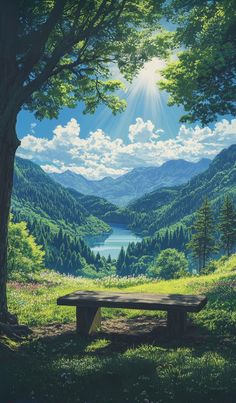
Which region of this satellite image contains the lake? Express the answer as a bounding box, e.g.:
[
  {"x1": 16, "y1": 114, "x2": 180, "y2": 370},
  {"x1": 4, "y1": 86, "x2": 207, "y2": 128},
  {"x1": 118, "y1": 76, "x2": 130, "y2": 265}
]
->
[{"x1": 86, "y1": 224, "x2": 142, "y2": 259}]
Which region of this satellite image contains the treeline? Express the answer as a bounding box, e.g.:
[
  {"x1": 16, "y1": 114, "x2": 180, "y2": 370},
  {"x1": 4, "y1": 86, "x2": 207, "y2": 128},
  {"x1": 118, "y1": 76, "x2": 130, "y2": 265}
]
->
[
  {"x1": 116, "y1": 224, "x2": 190, "y2": 276},
  {"x1": 188, "y1": 196, "x2": 236, "y2": 271},
  {"x1": 11, "y1": 215, "x2": 114, "y2": 278},
  {"x1": 116, "y1": 196, "x2": 236, "y2": 277}
]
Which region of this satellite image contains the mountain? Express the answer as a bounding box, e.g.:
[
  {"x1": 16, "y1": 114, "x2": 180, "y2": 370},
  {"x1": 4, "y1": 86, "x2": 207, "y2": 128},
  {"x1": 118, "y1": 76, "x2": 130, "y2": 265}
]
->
[
  {"x1": 12, "y1": 157, "x2": 116, "y2": 275},
  {"x1": 12, "y1": 157, "x2": 110, "y2": 238},
  {"x1": 50, "y1": 158, "x2": 211, "y2": 206},
  {"x1": 129, "y1": 145, "x2": 236, "y2": 235},
  {"x1": 66, "y1": 189, "x2": 134, "y2": 225}
]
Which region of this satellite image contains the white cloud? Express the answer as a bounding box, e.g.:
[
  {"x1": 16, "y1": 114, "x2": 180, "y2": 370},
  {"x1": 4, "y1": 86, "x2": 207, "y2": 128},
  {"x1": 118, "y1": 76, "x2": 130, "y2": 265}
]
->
[
  {"x1": 128, "y1": 117, "x2": 160, "y2": 143},
  {"x1": 18, "y1": 117, "x2": 236, "y2": 180}
]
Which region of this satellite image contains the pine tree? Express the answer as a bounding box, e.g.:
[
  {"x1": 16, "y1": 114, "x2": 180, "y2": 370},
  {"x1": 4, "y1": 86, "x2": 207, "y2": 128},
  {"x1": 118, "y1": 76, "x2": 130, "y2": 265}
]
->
[
  {"x1": 187, "y1": 198, "x2": 216, "y2": 271},
  {"x1": 107, "y1": 254, "x2": 112, "y2": 264},
  {"x1": 219, "y1": 196, "x2": 236, "y2": 256},
  {"x1": 95, "y1": 252, "x2": 101, "y2": 272},
  {"x1": 116, "y1": 247, "x2": 126, "y2": 276}
]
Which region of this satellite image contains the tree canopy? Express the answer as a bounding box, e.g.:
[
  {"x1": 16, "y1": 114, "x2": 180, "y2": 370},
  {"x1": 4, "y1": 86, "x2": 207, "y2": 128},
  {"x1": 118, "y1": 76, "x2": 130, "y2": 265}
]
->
[
  {"x1": 160, "y1": 0, "x2": 236, "y2": 124},
  {"x1": 8, "y1": 217, "x2": 45, "y2": 280},
  {"x1": 6, "y1": 0, "x2": 170, "y2": 121}
]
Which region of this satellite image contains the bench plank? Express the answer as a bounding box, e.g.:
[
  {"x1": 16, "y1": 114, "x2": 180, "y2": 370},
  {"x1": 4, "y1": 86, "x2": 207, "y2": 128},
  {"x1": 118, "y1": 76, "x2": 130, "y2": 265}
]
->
[{"x1": 57, "y1": 290, "x2": 207, "y2": 313}]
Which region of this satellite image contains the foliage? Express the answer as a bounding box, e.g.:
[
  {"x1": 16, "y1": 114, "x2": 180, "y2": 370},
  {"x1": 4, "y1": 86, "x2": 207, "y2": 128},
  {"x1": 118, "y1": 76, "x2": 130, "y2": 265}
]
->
[
  {"x1": 147, "y1": 248, "x2": 188, "y2": 279},
  {"x1": 187, "y1": 199, "x2": 216, "y2": 270},
  {"x1": 219, "y1": 195, "x2": 236, "y2": 256},
  {"x1": 7, "y1": 218, "x2": 45, "y2": 280},
  {"x1": 160, "y1": 0, "x2": 236, "y2": 123},
  {"x1": 10, "y1": 0, "x2": 169, "y2": 120},
  {"x1": 201, "y1": 260, "x2": 219, "y2": 275},
  {"x1": 116, "y1": 246, "x2": 126, "y2": 276}
]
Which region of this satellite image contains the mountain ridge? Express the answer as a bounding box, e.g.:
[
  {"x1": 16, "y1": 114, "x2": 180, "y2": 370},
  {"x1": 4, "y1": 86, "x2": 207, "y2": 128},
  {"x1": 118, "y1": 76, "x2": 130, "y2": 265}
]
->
[
  {"x1": 129, "y1": 144, "x2": 236, "y2": 235},
  {"x1": 50, "y1": 158, "x2": 211, "y2": 206}
]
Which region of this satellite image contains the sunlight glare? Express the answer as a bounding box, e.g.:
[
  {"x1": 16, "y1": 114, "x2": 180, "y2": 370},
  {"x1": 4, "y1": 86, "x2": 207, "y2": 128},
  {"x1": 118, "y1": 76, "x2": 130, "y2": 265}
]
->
[
  {"x1": 133, "y1": 58, "x2": 166, "y2": 94},
  {"x1": 94, "y1": 57, "x2": 179, "y2": 140}
]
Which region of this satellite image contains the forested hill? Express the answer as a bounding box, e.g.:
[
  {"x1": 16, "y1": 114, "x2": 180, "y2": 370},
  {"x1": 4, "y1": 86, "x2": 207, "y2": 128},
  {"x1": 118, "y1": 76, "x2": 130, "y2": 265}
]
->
[
  {"x1": 67, "y1": 189, "x2": 134, "y2": 225},
  {"x1": 11, "y1": 157, "x2": 115, "y2": 275},
  {"x1": 12, "y1": 157, "x2": 110, "y2": 237},
  {"x1": 129, "y1": 145, "x2": 236, "y2": 235}
]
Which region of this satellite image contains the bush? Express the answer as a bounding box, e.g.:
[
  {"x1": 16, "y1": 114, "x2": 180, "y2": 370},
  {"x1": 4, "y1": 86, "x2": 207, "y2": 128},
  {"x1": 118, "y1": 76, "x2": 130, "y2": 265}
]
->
[
  {"x1": 147, "y1": 248, "x2": 188, "y2": 279},
  {"x1": 8, "y1": 218, "x2": 45, "y2": 281}
]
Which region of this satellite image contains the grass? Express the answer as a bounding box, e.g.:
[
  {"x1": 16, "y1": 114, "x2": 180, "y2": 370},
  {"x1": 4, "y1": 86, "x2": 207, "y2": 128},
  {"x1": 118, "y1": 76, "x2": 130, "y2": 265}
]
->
[{"x1": 1, "y1": 255, "x2": 236, "y2": 402}]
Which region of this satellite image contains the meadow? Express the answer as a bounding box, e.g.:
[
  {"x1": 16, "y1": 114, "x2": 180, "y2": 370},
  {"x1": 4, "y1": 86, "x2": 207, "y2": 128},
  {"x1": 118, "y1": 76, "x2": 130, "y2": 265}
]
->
[{"x1": 1, "y1": 255, "x2": 236, "y2": 403}]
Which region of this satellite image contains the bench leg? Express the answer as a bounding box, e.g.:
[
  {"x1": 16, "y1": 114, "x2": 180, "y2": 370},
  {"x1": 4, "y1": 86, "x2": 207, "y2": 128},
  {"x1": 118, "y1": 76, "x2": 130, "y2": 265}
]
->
[
  {"x1": 76, "y1": 306, "x2": 101, "y2": 335},
  {"x1": 167, "y1": 310, "x2": 187, "y2": 337}
]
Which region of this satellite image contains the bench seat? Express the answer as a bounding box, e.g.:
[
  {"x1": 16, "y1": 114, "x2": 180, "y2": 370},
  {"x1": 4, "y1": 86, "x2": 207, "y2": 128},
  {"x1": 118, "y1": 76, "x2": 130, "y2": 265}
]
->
[{"x1": 57, "y1": 290, "x2": 207, "y2": 337}]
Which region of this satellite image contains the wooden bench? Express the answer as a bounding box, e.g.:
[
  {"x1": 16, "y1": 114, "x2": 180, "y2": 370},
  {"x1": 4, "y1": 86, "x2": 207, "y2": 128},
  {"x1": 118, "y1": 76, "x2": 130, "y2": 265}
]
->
[{"x1": 57, "y1": 290, "x2": 207, "y2": 337}]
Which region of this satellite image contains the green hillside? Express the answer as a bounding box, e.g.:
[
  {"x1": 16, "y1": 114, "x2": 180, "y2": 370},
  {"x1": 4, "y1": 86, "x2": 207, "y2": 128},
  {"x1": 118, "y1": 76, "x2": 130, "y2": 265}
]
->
[
  {"x1": 65, "y1": 189, "x2": 135, "y2": 226},
  {"x1": 129, "y1": 145, "x2": 236, "y2": 235},
  {"x1": 13, "y1": 157, "x2": 110, "y2": 238},
  {"x1": 12, "y1": 158, "x2": 113, "y2": 274},
  {"x1": 67, "y1": 189, "x2": 118, "y2": 219}
]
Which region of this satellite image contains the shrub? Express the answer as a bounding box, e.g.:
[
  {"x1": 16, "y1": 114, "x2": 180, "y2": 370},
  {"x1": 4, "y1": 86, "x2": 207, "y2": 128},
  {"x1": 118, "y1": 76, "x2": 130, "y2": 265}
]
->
[
  {"x1": 8, "y1": 218, "x2": 45, "y2": 281},
  {"x1": 147, "y1": 248, "x2": 188, "y2": 280}
]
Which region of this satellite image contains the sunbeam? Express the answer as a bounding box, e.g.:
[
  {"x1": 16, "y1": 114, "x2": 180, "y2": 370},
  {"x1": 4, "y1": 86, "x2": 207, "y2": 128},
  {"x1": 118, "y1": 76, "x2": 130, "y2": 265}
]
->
[{"x1": 94, "y1": 57, "x2": 181, "y2": 141}]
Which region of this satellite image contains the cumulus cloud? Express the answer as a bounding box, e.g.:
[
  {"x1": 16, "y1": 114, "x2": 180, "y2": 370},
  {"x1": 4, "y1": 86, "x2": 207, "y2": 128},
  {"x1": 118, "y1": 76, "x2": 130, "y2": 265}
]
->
[
  {"x1": 18, "y1": 117, "x2": 236, "y2": 180},
  {"x1": 128, "y1": 117, "x2": 161, "y2": 143}
]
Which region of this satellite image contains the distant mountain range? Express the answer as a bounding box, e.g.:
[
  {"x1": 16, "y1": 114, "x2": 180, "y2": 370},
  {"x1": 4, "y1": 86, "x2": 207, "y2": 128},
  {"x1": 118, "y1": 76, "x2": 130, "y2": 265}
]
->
[{"x1": 50, "y1": 158, "x2": 211, "y2": 206}]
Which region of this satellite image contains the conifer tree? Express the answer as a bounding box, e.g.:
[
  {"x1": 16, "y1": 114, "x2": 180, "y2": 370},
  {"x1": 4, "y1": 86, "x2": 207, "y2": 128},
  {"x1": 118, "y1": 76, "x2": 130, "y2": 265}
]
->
[
  {"x1": 219, "y1": 196, "x2": 236, "y2": 256},
  {"x1": 116, "y1": 247, "x2": 126, "y2": 276},
  {"x1": 187, "y1": 198, "x2": 216, "y2": 271}
]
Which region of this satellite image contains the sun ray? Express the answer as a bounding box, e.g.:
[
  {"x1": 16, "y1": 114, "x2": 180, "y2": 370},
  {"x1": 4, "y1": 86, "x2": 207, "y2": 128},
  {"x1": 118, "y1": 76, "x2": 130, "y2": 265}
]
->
[{"x1": 92, "y1": 58, "x2": 182, "y2": 141}]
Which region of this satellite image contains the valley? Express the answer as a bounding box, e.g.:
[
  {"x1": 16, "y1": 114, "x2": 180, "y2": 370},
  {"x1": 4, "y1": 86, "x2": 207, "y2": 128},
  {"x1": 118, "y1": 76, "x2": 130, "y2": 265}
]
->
[{"x1": 12, "y1": 145, "x2": 236, "y2": 277}]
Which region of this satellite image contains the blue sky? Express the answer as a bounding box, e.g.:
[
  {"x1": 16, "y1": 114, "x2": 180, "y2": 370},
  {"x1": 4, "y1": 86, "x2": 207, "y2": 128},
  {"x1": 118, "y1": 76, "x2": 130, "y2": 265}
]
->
[
  {"x1": 17, "y1": 58, "x2": 236, "y2": 179},
  {"x1": 17, "y1": 59, "x2": 183, "y2": 142}
]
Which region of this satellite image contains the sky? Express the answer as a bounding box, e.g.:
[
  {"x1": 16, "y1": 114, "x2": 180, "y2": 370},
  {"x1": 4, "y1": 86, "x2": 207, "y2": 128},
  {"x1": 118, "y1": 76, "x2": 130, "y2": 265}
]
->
[{"x1": 17, "y1": 58, "x2": 236, "y2": 180}]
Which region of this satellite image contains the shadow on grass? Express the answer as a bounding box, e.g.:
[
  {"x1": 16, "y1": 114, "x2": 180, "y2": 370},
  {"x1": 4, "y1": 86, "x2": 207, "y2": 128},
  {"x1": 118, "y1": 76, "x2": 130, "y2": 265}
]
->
[
  {"x1": 1, "y1": 313, "x2": 236, "y2": 403},
  {"x1": 1, "y1": 276, "x2": 236, "y2": 403}
]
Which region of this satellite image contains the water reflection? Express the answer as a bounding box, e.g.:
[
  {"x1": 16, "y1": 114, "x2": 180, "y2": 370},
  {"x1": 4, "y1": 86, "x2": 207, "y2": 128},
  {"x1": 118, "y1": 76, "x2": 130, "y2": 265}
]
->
[{"x1": 86, "y1": 224, "x2": 142, "y2": 259}]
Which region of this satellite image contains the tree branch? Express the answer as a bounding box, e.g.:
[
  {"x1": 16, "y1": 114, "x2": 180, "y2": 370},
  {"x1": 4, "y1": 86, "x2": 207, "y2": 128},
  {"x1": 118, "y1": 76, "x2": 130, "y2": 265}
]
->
[
  {"x1": 20, "y1": 0, "x2": 128, "y2": 103},
  {"x1": 19, "y1": 0, "x2": 67, "y2": 83}
]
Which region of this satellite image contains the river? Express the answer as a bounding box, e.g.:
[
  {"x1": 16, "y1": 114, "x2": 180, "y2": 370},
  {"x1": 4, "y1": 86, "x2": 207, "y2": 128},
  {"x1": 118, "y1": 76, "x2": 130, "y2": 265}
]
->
[{"x1": 86, "y1": 224, "x2": 142, "y2": 259}]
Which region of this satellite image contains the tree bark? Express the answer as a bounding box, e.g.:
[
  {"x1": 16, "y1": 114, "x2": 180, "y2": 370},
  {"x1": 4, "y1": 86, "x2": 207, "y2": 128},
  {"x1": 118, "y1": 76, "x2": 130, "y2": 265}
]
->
[{"x1": 0, "y1": 120, "x2": 20, "y2": 323}]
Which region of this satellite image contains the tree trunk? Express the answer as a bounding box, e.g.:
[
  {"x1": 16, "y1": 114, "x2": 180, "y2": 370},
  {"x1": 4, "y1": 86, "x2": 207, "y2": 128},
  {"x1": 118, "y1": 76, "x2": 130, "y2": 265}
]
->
[{"x1": 0, "y1": 121, "x2": 20, "y2": 323}]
